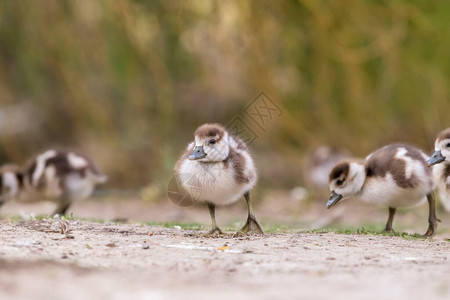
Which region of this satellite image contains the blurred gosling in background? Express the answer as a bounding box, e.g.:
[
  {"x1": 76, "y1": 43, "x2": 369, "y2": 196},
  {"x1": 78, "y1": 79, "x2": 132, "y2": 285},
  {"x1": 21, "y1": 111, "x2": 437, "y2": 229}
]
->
[
  {"x1": 304, "y1": 146, "x2": 351, "y2": 189},
  {"x1": 326, "y1": 144, "x2": 437, "y2": 237},
  {"x1": 428, "y1": 128, "x2": 450, "y2": 211},
  {"x1": 0, "y1": 149, "x2": 107, "y2": 215}
]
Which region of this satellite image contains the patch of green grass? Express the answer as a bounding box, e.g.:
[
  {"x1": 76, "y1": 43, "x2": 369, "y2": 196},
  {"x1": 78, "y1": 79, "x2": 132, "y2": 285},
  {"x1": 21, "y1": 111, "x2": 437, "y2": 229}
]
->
[
  {"x1": 143, "y1": 221, "x2": 307, "y2": 234},
  {"x1": 143, "y1": 221, "x2": 305, "y2": 234},
  {"x1": 2, "y1": 214, "x2": 107, "y2": 224},
  {"x1": 2, "y1": 215, "x2": 24, "y2": 222},
  {"x1": 140, "y1": 220, "x2": 427, "y2": 238},
  {"x1": 301, "y1": 226, "x2": 426, "y2": 240},
  {"x1": 78, "y1": 217, "x2": 107, "y2": 224},
  {"x1": 63, "y1": 215, "x2": 107, "y2": 224},
  {"x1": 3, "y1": 214, "x2": 444, "y2": 242},
  {"x1": 144, "y1": 221, "x2": 206, "y2": 230},
  {"x1": 261, "y1": 224, "x2": 302, "y2": 234}
]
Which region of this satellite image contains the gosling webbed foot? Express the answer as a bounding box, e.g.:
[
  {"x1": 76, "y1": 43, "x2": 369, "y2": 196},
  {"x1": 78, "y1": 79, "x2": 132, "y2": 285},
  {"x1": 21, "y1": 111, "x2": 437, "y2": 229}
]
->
[
  {"x1": 382, "y1": 227, "x2": 395, "y2": 234},
  {"x1": 201, "y1": 227, "x2": 224, "y2": 237},
  {"x1": 423, "y1": 222, "x2": 437, "y2": 238},
  {"x1": 234, "y1": 216, "x2": 264, "y2": 236}
]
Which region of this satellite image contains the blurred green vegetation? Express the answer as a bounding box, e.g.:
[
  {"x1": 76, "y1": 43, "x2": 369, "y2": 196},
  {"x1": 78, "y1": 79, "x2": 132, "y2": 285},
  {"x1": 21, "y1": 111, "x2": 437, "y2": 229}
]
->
[{"x1": 0, "y1": 0, "x2": 449, "y2": 191}]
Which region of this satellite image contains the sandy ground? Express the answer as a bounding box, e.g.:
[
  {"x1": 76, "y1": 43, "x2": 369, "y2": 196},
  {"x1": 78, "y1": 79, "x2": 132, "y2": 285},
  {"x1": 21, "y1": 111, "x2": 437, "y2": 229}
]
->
[
  {"x1": 1, "y1": 196, "x2": 450, "y2": 300},
  {"x1": 0, "y1": 219, "x2": 449, "y2": 300}
]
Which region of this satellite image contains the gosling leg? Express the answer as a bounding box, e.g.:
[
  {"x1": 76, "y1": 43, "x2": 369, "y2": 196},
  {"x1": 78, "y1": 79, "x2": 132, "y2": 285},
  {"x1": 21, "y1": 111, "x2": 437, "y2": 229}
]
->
[
  {"x1": 383, "y1": 207, "x2": 396, "y2": 232},
  {"x1": 203, "y1": 203, "x2": 223, "y2": 236},
  {"x1": 423, "y1": 192, "x2": 438, "y2": 237},
  {"x1": 236, "y1": 192, "x2": 264, "y2": 235},
  {"x1": 53, "y1": 199, "x2": 71, "y2": 216}
]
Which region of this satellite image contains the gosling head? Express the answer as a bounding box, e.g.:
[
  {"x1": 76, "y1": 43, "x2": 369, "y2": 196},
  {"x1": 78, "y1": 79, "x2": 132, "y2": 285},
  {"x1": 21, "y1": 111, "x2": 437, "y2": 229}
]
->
[
  {"x1": 428, "y1": 128, "x2": 450, "y2": 166},
  {"x1": 188, "y1": 123, "x2": 229, "y2": 162},
  {"x1": 326, "y1": 160, "x2": 365, "y2": 209}
]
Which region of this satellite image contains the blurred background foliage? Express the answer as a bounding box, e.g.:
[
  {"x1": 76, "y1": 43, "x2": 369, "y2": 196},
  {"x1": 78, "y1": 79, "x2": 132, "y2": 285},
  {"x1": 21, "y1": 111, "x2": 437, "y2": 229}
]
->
[{"x1": 0, "y1": 0, "x2": 449, "y2": 194}]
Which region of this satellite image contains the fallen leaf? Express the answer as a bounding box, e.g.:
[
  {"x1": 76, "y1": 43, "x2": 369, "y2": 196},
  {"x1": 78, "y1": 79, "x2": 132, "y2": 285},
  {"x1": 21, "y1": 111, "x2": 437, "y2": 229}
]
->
[{"x1": 217, "y1": 246, "x2": 229, "y2": 250}]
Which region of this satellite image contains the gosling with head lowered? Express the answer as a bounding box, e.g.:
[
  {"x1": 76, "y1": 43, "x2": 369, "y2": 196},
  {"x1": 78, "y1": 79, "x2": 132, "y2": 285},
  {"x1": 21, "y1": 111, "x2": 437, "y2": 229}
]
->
[
  {"x1": 326, "y1": 144, "x2": 437, "y2": 237},
  {"x1": 174, "y1": 123, "x2": 264, "y2": 236},
  {"x1": 0, "y1": 149, "x2": 107, "y2": 215},
  {"x1": 428, "y1": 128, "x2": 450, "y2": 211}
]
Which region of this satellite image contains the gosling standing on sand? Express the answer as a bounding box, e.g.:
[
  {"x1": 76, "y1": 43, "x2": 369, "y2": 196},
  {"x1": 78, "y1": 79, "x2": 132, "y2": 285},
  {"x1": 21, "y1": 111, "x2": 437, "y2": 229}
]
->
[
  {"x1": 175, "y1": 123, "x2": 264, "y2": 236},
  {"x1": 326, "y1": 144, "x2": 437, "y2": 237}
]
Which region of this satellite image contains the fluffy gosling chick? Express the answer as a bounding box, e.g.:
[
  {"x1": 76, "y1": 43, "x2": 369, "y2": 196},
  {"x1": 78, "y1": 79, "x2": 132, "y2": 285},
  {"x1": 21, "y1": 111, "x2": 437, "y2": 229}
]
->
[
  {"x1": 428, "y1": 128, "x2": 450, "y2": 211},
  {"x1": 19, "y1": 150, "x2": 107, "y2": 215},
  {"x1": 326, "y1": 144, "x2": 437, "y2": 237},
  {"x1": 0, "y1": 164, "x2": 23, "y2": 207},
  {"x1": 174, "y1": 123, "x2": 263, "y2": 235}
]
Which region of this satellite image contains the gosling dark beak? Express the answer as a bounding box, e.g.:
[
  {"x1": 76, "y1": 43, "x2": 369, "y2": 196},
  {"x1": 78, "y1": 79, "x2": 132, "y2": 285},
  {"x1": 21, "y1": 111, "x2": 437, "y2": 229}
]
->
[
  {"x1": 326, "y1": 191, "x2": 343, "y2": 209},
  {"x1": 188, "y1": 146, "x2": 207, "y2": 160},
  {"x1": 427, "y1": 150, "x2": 445, "y2": 166}
]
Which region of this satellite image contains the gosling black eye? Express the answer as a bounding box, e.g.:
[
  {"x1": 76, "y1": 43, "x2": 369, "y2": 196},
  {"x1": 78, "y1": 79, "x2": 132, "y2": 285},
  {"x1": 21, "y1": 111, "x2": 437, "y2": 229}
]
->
[
  {"x1": 336, "y1": 179, "x2": 344, "y2": 186},
  {"x1": 446, "y1": 143, "x2": 450, "y2": 148},
  {"x1": 209, "y1": 139, "x2": 216, "y2": 145}
]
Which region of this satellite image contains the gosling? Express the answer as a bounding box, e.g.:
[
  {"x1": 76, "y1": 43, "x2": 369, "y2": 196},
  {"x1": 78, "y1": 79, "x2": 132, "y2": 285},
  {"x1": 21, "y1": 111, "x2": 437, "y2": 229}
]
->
[
  {"x1": 0, "y1": 150, "x2": 107, "y2": 215},
  {"x1": 174, "y1": 123, "x2": 264, "y2": 235},
  {"x1": 326, "y1": 144, "x2": 437, "y2": 237},
  {"x1": 428, "y1": 128, "x2": 450, "y2": 211}
]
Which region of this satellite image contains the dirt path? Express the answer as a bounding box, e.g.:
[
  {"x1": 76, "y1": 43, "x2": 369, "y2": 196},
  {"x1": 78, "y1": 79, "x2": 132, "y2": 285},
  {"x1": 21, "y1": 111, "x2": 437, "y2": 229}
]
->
[{"x1": 0, "y1": 219, "x2": 449, "y2": 300}]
